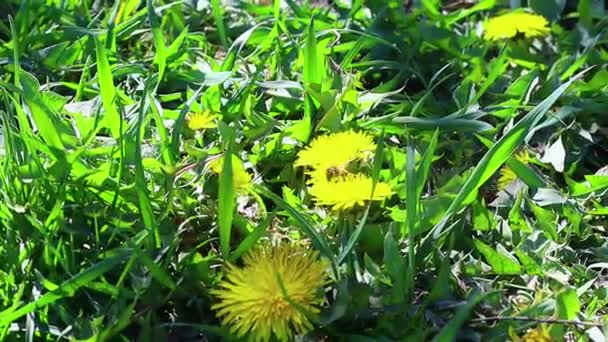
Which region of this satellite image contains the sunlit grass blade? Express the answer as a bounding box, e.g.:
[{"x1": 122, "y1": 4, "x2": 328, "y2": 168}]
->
[
  {"x1": 132, "y1": 80, "x2": 159, "y2": 247},
  {"x1": 18, "y1": 71, "x2": 72, "y2": 151},
  {"x1": 476, "y1": 134, "x2": 545, "y2": 188},
  {"x1": 146, "y1": 0, "x2": 166, "y2": 82},
  {"x1": 210, "y1": 0, "x2": 228, "y2": 48},
  {"x1": 303, "y1": 18, "x2": 323, "y2": 87},
  {"x1": 337, "y1": 130, "x2": 385, "y2": 264},
  {"x1": 404, "y1": 137, "x2": 417, "y2": 296},
  {"x1": 416, "y1": 129, "x2": 439, "y2": 199},
  {"x1": 218, "y1": 123, "x2": 236, "y2": 257},
  {"x1": 94, "y1": 37, "x2": 122, "y2": 139}
]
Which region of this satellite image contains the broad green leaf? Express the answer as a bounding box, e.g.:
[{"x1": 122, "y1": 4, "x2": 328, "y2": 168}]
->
[
  {"x1": 529, "y1": 201, "x2": 558, "y2": 241},
  {"x1": 553, "y1": 288, "x2": 581, "y2": 339},
  {"x1": 474, "y1": 240, "x2": 523, "y2": 275},
  {"x1": 18, "y1": 71, "x2": 66, "y2": 150},
  {"x1": 472, "y1": 199, "x2": 493, "y2": 231},
  {"x1": 515, "y1": 250, "x2": 543, "y2": 275}
]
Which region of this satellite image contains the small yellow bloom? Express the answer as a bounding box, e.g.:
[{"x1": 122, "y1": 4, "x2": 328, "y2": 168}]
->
[
  {"x1": 498, "y1": 150, "x2": 532, "y2": 190},
  {"x1": 484, "y1": 11, "x2": 550, "y2": 41},
  {"x1": 187, "y1": 110, "x2": 218, "y2": 131},
  {"x1": 208, "y1": 155, "x2": 252, "y2": 194},
  {"x1": 296, "y1": 130, "x2": 376, "y2": 171},
  {"x1": 211, "y1": 242, "x2": 330, "y2": 342},
  {"x1": 309, "y1": 173, "x2": 392, "y2": 211},
  {"x1": 514, "y1": 326, "x2": 553, "y2": 342}
]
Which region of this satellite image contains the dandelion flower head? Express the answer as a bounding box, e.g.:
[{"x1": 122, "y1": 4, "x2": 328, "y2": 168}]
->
[
  {"x1": 498, "y1": 150, "x2": 532, "y2": 191},
  {"x1": 211, "y1": 242, "x2": 330, "y2": 342},
  {"x1": 208, "y1": 155, "x2": 252, "y2": 194},
  {"x1": 296, "y1": 130, "x2": 376, "y2": 171},
  {"x1": 484, "y1": 11, "x2": 550, "y2": 41},
  {"x1": 309, "y1": 173, "x2": 392, "y2": 211},
  {"x1": 515, "y1": 326, "x2": 553, "y2": 342},
  {"x1": 187, "y1": 110, "x2": 218, "y2": 131}
]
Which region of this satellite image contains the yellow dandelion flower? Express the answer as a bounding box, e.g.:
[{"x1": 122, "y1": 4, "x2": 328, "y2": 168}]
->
[
  {"x1": 187, "y1": 110, "x2": 218, "y2": 130},
  {"x1": 498, "y1": 150, "x2": 532, "y2": 190},
  {"x1": 211, "y1": 243, "x2": 330, "y2": 342},
  {"x1": 515, "y1": 326, "x2": 553, "y2": 342},
  {"x1": 296, "y1": 130, "x2": 376, "y2": 171},
  {"x1": 208, "y1": 155, "x2": 252, "y2": 194},
  {"x1": 484, "y1": 11, "x2": 550, "y2": 41},
  {"x1": 309, "y1": 173, "x2": 392, "y2": 211}
]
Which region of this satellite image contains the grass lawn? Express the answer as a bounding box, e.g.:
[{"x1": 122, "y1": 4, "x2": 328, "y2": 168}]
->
[{"x1": 0, "y1": 0, "x2": 607, "y2": 341}]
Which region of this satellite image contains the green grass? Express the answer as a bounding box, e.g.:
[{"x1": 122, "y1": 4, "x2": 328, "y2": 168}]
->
[{"x1": 0, "y1": 0, "x2": 607, "y2": 340}]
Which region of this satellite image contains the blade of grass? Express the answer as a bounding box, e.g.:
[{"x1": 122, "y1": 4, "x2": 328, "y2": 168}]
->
[
  {"x1": 218, "y1": 123, "x2": 235, "y2": 257},
  {"x1": 404, "y1": 137, "x2": 417, "y2": 297},
  {"x1": 229, "y1": 216, "x2": 272, "y2": 262},
  {"x1": 337, "y1": 130, "x2": 385, "y2": 264},
  {"x1": 94, "y1": 37, "x2": 122, "y2": 139},
  {"x1": 303, "y1": 18, "x2": 323, "y2": 87},
  {"x1": 147, "y1": 0, "x2": 166, "y2": 82},
  {"x1": 170, "y1": 84, "x2": 205, "y2": 156},
  {"x1": 476, "y1": 134, "x2": 545, "y2": 188},
  {"x1": 416, "y1": 129, "x2": 439, "y2": 199},
  {"x1": 133, "y1": 80, "x2": 159, "y2": 247},
  {"x1": 431, "y1": 290, "x2": 483, "y2": 342},
  {"x1": 18, "y1": 71, "x2": 65, "y2": 150},
  {"x1": 210, "y1": 0, "x2": 228, "y2": 48}
]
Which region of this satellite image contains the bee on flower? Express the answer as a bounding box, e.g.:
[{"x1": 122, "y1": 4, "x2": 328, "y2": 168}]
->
[
  {"x1": 295, "y1": 130, "x2": 376, "y2": 180},
  {"x1": 295, "y1": 130, "x2": 393, "y2": 210}
]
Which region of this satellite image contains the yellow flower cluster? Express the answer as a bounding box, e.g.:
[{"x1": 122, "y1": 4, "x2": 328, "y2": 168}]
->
[
  {"x1": 187, "y1": 110, "x2": 218, "y2": 131},
  {"x1": 513, "y1": 326, "x2": 553, "y2": 342},
  {"x1": 296, "y1": 130, "x2": 392, "y2": 211},
  {"x1": 211, "y1": 242, "x2": 329, "y2": 342},
  {"x1": 484, "y1": 11, "x2": 550, "y2": 41}
]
